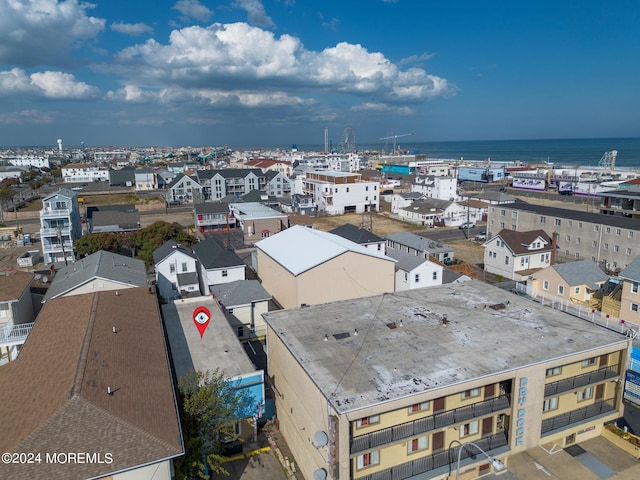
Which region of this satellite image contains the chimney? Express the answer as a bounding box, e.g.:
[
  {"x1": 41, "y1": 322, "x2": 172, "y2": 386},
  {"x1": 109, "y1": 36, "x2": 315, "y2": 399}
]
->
[{"x1": 550, "y1": 232, "x2": 559, "y2": 264}]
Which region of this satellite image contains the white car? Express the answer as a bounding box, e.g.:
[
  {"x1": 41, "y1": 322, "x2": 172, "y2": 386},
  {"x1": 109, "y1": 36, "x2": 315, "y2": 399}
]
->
[{"x1": 459, "y1": 222, "x2": 476, "y2": 229}]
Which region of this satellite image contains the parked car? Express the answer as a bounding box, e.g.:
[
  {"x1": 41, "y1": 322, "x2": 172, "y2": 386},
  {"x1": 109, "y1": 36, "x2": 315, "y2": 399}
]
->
[
  {"x1": 459, "y1": 221, "x2": 476, "y2": 229},
  {"x1": 475, "y1": 231, "x2": 487, "y2": 241}
]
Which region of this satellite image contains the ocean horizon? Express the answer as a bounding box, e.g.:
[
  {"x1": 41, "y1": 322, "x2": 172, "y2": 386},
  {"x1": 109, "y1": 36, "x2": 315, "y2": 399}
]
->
[{"x1": 286, "y1": 137, "x2": 640, "y2": 168}]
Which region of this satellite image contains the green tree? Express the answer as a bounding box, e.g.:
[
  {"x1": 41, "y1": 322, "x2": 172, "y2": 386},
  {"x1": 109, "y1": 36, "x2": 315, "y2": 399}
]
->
[
  {"x1": 174, "y1": 369, "x2": 250, "y2": 480},
  {"x1": 133, "y1": 221, "x2": 196, "y2": 266},
  {"x1": 74, "y1": 233, "x2": 121, "y2": 257}
]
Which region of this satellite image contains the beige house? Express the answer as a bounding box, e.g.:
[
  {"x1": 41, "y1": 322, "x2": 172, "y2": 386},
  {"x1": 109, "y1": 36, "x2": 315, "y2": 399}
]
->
[
  {"x1": 618, "y1": 255, "x2": 640, "y2": 323},
  {"x1": 263, "y1": 281, "x2": 629, "y2": 480},
  {"x1": 255, "y1": 225, "x2": 395, "y2": 309},
  {"x1": 230, "y1": 202, "x2": 287, "y2": 245},
  {"x1": 530, "y1": 259, "x2": 609, "y2": 308}
]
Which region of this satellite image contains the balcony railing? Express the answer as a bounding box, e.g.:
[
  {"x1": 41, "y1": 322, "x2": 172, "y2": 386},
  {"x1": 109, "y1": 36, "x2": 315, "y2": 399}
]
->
[
  {"x1": 40, "y1": 227, "x2": 70, "y2": 236},
  {"x1": 541, "y1": 398, "x2": 616, "y2": 435},
  {"x1": 40, "y1": 208, "x2": 72, "y2": 218},
  {"x1": 42, "y1": 243, "x2": 74, "y2": 253},
  {"x1": 358, "y1": 432, "x2": 508, "y2": 480},
  {"x1": 0, "y1": 322, "x2": 34, "y2": 347},
  {"x1": 350, "y1": 395, "x2": 510, "y2": 454},
  {"x1": 544, "y1": 365, "x2": 619, "y2": 397}
]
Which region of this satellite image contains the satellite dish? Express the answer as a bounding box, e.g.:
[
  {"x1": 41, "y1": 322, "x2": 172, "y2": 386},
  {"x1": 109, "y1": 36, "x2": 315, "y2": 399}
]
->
[
  {"x1": 42, "y1": 276, "x2": 48, "y2": 284},
  {"x1": 314, "y1": 431, "x2": 328, "y2": 447},
  {"x1": 34, "y1": 274, "x2": 41, "y2": 280},
  {"x1": 313, "y1": 468, "x2": 327, "y2": 480}
]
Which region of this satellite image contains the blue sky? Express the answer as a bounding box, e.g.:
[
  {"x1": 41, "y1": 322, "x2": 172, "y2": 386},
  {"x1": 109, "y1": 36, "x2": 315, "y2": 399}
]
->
[{"x1": 1, "y1": 0, "x2": 639, "y2": 148}]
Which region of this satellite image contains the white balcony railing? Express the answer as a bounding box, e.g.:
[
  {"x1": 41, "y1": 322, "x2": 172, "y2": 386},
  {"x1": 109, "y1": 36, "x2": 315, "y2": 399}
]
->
[
  {"x1": 0, "y1": 322, "x2": 34, "y2": 347},
  {"x1": 40, "y1": 227, "x2": 71, "y2": 236},
  {"x1": 40, "y1": 208, "x2": 72, "y2": 218}
]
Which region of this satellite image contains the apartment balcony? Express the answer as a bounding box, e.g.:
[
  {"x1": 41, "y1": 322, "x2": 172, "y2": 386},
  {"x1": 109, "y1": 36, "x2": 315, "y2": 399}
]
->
[
  {"x1": 40, "y1": 208, "x2": 72, "y2": 219},
  {"x1": 42, "y1": 243, "x2": 74, "y2": 254},
  {"x1": 541, "y1": 397, "x2": 617, "y2": 435},
  {"x1": 358, "y1": 432, "x2": 508, "y2": 480},
  {"x1": 350, "y1": 395, "x2": 511, "y2": 454},
  {"x1": 0, "y1": 322, "x2": 34, "y2": 348},
  {"x1": 40, "y1": 227, "x2": 71, "y2": 237},
  {"x1": 544, "y1": 365, "x2": 620, "y2": 397}
]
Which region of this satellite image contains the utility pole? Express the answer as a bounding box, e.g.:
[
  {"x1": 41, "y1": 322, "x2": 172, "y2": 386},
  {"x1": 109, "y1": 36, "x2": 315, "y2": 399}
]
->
[{"x1": 57, "y1": 226, "x2": 68, "y2": 266}]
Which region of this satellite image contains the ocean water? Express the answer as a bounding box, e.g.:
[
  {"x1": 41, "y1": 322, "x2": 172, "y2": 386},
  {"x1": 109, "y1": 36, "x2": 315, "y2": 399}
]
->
[{"x1": 293, "y1": 137, "x2": 640, "y2": 168}]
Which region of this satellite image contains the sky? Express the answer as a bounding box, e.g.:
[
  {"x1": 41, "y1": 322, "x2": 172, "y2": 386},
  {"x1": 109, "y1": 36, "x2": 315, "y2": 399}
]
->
[{"x1": 1, "y1": 0, "x2": 639, "y2": 148}]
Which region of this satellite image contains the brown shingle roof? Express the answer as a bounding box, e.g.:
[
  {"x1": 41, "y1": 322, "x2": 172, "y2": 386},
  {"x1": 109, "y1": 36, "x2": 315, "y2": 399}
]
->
[
  {"x1": 0, "y1": 270, "x2": 33, "y2": 302},
  {"x1": 495, "y1": 228, "x2": 553, "y2": 255},
  {"x1": 0, "y1": 287, "x2": 183, "y2": 479}
]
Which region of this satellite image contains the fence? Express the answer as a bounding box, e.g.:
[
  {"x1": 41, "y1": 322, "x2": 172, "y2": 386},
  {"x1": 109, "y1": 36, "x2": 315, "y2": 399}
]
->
[{"x1": 514, "y1": 283, "x2": 640, "y2": 339}]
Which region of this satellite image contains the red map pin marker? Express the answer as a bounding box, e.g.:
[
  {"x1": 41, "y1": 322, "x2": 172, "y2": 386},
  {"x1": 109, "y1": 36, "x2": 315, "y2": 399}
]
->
[{"x1": 193, "y1": 306, "x2": 211, "y2": 339}]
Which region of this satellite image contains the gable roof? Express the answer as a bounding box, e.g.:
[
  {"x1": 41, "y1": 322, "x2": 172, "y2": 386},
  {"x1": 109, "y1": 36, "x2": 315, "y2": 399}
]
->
[
  {"x1": 192, "y1": 237, "x2": 245, "y2": 269},
  {"x1": 619, "y1": 255, "x2": 640, "y2": 282},
  {"x1": 152, "y1": 240, "x2": 197, "y2": 265},
  {"x1": 194, "y1": 202, "x2": 230, "y2": 214},
  {"x1": 551, "y1": 259, "x2": 609, "y2": 289},
  {"x1": 0, "y1": 288, "x2": 183, "y2": 479},
  {"x1": 385, "y1": 232, "x2": 454, "y2": 254},
  {"x1": 210, "y1": 279, "x2": 271, "y2": 307},
  {"x1": 493, "y1": 229, "x2": 553, "y2": 255},
  {"x1": 43, "y1": 188, "x2": 77, "y2": 201},
  {"x1": 386, "y1": 248, "x2": 436, "y2": 272},
  {"x1": 256, "y1": 225, "x2": 394, "y2": 276},
  {"x1": 0, "y1": 270, "x2": 33, "y2": 302},
  {"x1": 43, "y1": 250, "x2": 147, "y2": 301},
  {"x1": 329, "y1": 223, "x2": 385, "y2": 245}
]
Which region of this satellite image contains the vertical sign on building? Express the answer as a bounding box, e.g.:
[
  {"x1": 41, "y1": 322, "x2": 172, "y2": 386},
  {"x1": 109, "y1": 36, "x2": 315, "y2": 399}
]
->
[{"x1": 515, "y1": 377, "x2": 528, "y2": 446}]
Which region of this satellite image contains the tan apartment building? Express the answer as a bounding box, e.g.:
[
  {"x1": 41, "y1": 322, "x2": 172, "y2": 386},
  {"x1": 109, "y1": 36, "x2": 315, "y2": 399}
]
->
[
  {"x1": 486, "y1": 200, "x2": 640, "y2": 272},
  {"x1": 263, "y1": 281, "x2": 629, "y2": 480},
  {"x1": 255, "y1": 225, "x2": 395, "y2": 309},
  {"x1": 618, "y1": 255, "x2": 640, "y2": 324}
]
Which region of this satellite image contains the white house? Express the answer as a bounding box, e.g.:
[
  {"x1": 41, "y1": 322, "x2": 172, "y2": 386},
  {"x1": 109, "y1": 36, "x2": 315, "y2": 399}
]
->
[
  {"x1": 166, "y1": 173, "x2": 204, "y2": 203},
  {"x1": 302, "y1": 171, "x2": 379, "y2": 215},
  {"x1": 0, "y1": 271, "x2": 35, "y2": 365},
  {"x1": 397, "y1": 198, "x2": 465, "y2": 227},
  {"x1": 153, "y1": 241, "x2": 201, "y2": 300},
  {"x1": 386, "y1": 248, "x2": 444, "y2": 291},
  {"x1": 210, "y1": 280, "x2": 272, "y2": 340},
  {"x1": 135, "y1": 167, "x2": 158, "y2": 190},
  {"x1": 5, "y1": 155, "x2": 50, "y2": 170},
  {"x1": 329, "y1": 223, "x2": 387, "y2": 254},
  {"x1": 411, "y1": 175, "x2": 458, "y2": 201},
  {"x1": 39, "y1": 188, "x2": 82, "y2": 265},
  {"x1": 61, "y1": 163, "x2": 110, "y2": 182},
  {"x1": 390, "y1": 192, "x2": 424, "y2": 214},
  {"x1": 483, "y1": 228, "x2": 555, "y2": 281},
  {"x1": 192, "y1": 237, "x2": 246, "y2": 289}
]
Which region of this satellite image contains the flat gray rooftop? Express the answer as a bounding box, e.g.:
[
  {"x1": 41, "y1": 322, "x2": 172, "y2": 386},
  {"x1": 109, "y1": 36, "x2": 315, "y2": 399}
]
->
[
  {"x1": 263, "y1": 280, "x2": 628, "y2": 414},
  {"x1": 163, "y1": 297, "x2": 255, "y2": 381}
]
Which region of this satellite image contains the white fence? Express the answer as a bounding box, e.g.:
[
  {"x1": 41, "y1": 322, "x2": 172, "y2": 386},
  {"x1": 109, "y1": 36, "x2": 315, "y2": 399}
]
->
[{"x1": 514, "y1": 283, "x2": 640, "y2": 340}]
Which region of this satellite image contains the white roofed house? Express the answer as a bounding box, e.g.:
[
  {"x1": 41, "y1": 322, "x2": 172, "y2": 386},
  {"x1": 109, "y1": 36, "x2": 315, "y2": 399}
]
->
[
  {"x1": 230, "y1": 202, "x2": 287, "y2": 245},
  {"x1": 61, "y1": 163, "x2": 109, "y2": 183},
  {"x1": 390, "y1": 191, "x2": 424, "y2": 214},
  {"x1": 166, "y1": 173, "x2": 204, "y2": 204},
  {"x1": 254, "y1": 225, "x2": 395, "y2": 309},
  {"x1": 483, "y1": 229, "x2": 555, "y2": 281},
  {"x1": 397, "y1": 198, "x2": 465, "y2": 227},
  {"x1": 302, "y1": 171, "x2": 379, "y2": 215},
  {"x1": 411, "y1": 174, "x2": 458, "y2": 201},
  {"x1": 153, "y1": 241, "x2": 201, "y2": 300}
]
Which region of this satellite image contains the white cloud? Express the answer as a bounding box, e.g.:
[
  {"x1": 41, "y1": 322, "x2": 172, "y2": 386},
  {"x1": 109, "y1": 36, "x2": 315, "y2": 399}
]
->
[
  {"x1": 0, "y1": 68, "x2": 99, "y2": 99},
  {"x1": 0, "y1": 0, "x2": 105, "y2": 67},
  {"x1": 0, "y1": 109, "x2": 56, "y2": 125},
  {"x1": 352, "y1": 103, "x2": 415, "y2": 115},
  {"x1": 111, "y1": 23, "x2": 454, "y2": 106},
  {"x1": 173, "y1": 0, "x2": 212, "y2": 22},
  {"x1": 233, "y1": 0, "x2": 275, "y2": 28},
  {"x1": 111, "y1": 22, "x2": 154, "y2": 37},
  {"x1": 398, "y1": 52, "x2": 436, "y2": 67}
]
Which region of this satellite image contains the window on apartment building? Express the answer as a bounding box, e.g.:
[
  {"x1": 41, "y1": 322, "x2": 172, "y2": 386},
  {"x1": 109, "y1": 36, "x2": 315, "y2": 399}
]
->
[
  {"x1": 505, "y1": 256, "x2": 509, "y2": 265},
  {"x1": 365, "y1": 186, "x2": 369, "y2": 191},
  {"x1": 558, "y1": 285, "x2": 564, "y2": 296},
  {"x1": 512, "y1": 224, "x2": 517, "y2": 230},
  {"x1": 408, "y1": 436, "x2": 429, "y2": 454},
  {"x1": 432, "y1": 271, "x2": 438, "y2": 280},
  {"x1": 169, "y1": 264, "x2": 176, "y2": 274},
  {"x1": 632, "y1": 303, "x2": 639, "y2": 312},
  {"x1": 346, "y1": 187, "x2": 349, "y2": 192},
  {"x1": 604, "y1": 243, "x2": 609, "y2": 250},
  {"x1": 500, "y1": 209, "x2": 506, "y2": 216},
  {"x1": 616, "y1": 229, "x2": 621, "y2": 236},
  {"x1": 627, "y1": 248, "x2": 632, "y2": 255},
  {"x1": 568, "y1": 221, "x2": 573, "y2": 227},
  {"x1": 222, "y1": 270, "x2": 228, "y2": 277},
  {"x1": 408, "y1": 401, "x2": 430, "y2": 414},
  {"x1": 592, "y1": 240, "x2": 598, "y2": 248},
  {"x1": 461, "y1": 388, "x2": 481, "y2": 399},
  {"x1": 540, "y1": 216, "x2": 546, "y2": 224},
  {"x1": 500, "y1": 222, "x2": 505, "y2": 229},
  {"x1": 632, "y1": 282, "x2": 639, "y2": 294},
  {"x1": 577, "y1": 387, "x2": 594, "y2": 402},
  {"x1": 546, "y1": 366, "x2": 562, "y2": 377},
  {"x1": 578, "y1": 222, "x2": 583, "y2": 229},
  {"x1": 614, "y1": 245, "x2": 620, "y2": 252},
  {"x1": 566, "y1": 235, "x2": 571, "y2": 242},
  {"x1": 181, "y1": 262, "x2": 188, "y2": 272},
  {"x1": 555, "y1": 219, "x2": 561, "y2": 226},
  {"x1": 512, "y1": 212, "x2": 517, "y2": 219},
  {"x1": 415, "y1": 274, "x2": 420, "y2": 283},
  {"x1": 543, "y1": 397, "x2": 559, "y2": 412},
  {"x1": 237, "y1": 325, "x2": 244, "y2": 337},
  {"x1": 374, "y1": 195, "x2": 377, "y2": 200},
  {"x1": 576, "y1": 237, "x2": 581, "y2": 245},
  {"x1": 356, "y1": 451, "x2": 379, "y2": 469},
  {"x1": 629, "y1": 231, "x2": 634, "y2": 239},
  {"x1": 543, "y1": 280, "x2": 549, "y2": 290},
  {"x1": 581, "y1": 357, "x2": 597, "y2": 368},
  {"x1": 460, "y1": 420, "x2": 479, "y2": 438},
  {"x1": 575, "y1": 287, "x2": 580, "y2": 294},
  {"x1": 356, "y1": 415, "x2": 380, "y2": 428},
  {"x1": 594, "y1": 225, "x2": 600, "y2": 232},
  {"x1": 492, "y1": 252, "x2": 497, "y2": 258}
]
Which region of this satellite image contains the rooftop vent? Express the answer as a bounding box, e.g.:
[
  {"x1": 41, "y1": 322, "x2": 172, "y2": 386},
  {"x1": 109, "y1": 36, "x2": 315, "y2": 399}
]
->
[
  {"x1": 441, "y1": 315, "x2": 449, "y2": 327},
  {"x1": 489, "y1": 303, "x2": 506, "y2": 310},
  {"x1": 332, "y1": 332, "x2": 350, "y2": 340},
  {"x1": 386, "y1": 322, "x2": 398, "y2": 329}
]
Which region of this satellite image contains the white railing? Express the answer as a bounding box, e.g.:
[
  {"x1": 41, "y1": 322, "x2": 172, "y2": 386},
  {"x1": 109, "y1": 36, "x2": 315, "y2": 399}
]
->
[
  {"x1": 40, "y1": 208, "x2": 72, "y2": 218},
  {"x1": 40, "y1": 227, "x2": 70, "y2": 236},
  {"x1": 514, "y1": 283, "x2": 640, "y2": 339},
  {"x1": 0, "y1": 322, "x2": 34, "y2": 347}
]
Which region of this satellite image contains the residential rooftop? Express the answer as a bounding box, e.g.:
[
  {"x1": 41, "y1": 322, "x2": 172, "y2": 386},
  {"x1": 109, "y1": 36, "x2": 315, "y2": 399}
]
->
[
  {"x1": 263, "y1": 280, "x2": 628, "y2": 414},
  {"x1": 230, "y1": 202, "x2": 287, "y2": 219}
]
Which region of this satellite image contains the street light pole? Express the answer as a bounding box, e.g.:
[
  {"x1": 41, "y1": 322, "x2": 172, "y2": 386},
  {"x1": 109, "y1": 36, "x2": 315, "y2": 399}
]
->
[{"x1": 455, "y1": 441, "x2": 505, "y2": 480}]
